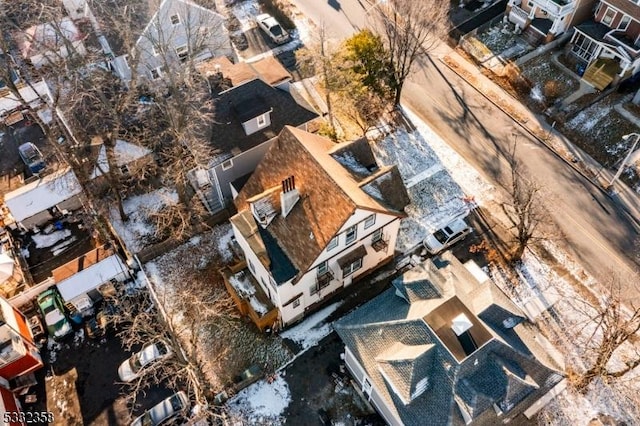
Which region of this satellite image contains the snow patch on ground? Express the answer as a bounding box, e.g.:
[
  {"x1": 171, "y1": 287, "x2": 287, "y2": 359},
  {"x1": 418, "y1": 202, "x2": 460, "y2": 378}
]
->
[
  {"x1": 566, "y1": 104, "x2": 612, "y2": 132},
  {"x1": 109, "y1": 187, "x2": 179, "y2": 253},
  {"x1": 280, "y1": 302, "x2": 341, "y2": 350},
  {"x1": 370, "y1": 107, "x2": 493, "y2": 250},
  {"x1": 228, "y1": 373, "x2": 291, "y2": 425}
]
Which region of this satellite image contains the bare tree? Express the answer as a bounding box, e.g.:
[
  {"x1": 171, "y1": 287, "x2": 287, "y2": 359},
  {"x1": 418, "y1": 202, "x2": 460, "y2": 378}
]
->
[
  {"x1": 372, "y1": 0, "x2": 449, "y2": 105},
  {"x1": 116, "y1": 266, "x2": 239, "y2": 420},
  {"x1": 501, "y1": 143, "x2": 546, "y2": 261},
  {"x1": 570, "y1": 274, "x2": 640, "y2": 392}
]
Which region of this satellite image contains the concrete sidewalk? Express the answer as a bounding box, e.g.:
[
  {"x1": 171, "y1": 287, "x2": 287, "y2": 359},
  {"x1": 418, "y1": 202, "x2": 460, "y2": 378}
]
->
[{"x1": 437, "y1": 48, "x2": 640, "y2": 227}]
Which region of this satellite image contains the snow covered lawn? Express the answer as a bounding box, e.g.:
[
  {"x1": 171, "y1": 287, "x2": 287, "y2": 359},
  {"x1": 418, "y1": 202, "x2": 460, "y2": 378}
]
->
[
  {"x1": 228, "y1": 373, "x2": 291, "y2": 425},
  {"x1": 489, "y1": 241, "x2": 640, "y2": 424},
  {"x1": 370, "y1": 107, "x2": 494, "y2": 250},
  {"x1": 109, "y1": 187, "x2": 178, "y2": 253}
]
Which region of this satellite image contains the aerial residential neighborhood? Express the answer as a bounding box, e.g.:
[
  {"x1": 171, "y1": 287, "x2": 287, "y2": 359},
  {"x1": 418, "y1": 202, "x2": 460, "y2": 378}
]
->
[{"x1": 0, "y1": 0, "x2": 639, "y2": 425}]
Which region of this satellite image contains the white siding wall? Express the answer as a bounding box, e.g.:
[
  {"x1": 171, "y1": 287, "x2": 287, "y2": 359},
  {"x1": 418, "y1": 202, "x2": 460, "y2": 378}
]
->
[
  {"x1": 344, "y1": 348, "x2": 402, "y2": 426},
  {"x1": 232, "y1": 209, "x2": 401, "y2": 326}
]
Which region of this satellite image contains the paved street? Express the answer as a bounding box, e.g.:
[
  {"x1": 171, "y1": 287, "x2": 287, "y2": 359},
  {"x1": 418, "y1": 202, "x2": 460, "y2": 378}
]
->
[{"x1": 290, "y1": 0, "x2": 640, "y2": 294}]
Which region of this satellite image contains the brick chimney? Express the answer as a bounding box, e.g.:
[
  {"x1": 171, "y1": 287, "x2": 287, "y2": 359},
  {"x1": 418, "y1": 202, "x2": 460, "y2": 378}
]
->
[{"x1": 280, "y1": 176, "x2": 300, "y2": 218}]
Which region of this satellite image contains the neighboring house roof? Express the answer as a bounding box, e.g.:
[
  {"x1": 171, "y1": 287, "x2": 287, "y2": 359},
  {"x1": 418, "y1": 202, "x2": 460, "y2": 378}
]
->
[
  {"x1": 335, "y1": 253, "x2": 564, "y2": 426},
  {"x1": 210, "y1": 79, "x2": 318, "y2": 159},
  {"x1": 232, "y1": 126, "x2": 409, "y2": 281},
  {"x1": 601, "y1": 0, "x2": 640, "y2": 20},
  {"x1": 574, "y1": 19, "x2": 613, "y2": 41},
  {"x1": 17, "y1": 17, "x2": 83, "y2": 59},
  {"x1": 91, "y1": 139, "x2": 153, "y2": 178},
  {"x1": 197, "y1": 56, "x2": 292, "y2": 87},
  {"x1": 3, "y1": 168, "x2": 83, "y2": 223},
  {"x1": 0, "y1": 80, "x2": 50, "y2": 115},
  {"x1": 56, "y1": 254, "x2": 127, "y2": 302}
]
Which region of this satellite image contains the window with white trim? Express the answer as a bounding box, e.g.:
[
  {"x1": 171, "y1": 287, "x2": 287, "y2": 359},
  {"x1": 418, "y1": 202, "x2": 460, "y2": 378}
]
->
[
  {"x1": 150, "y1": 67, "x2": 162, "y2": 80},
  {"x1": 602, "y1": 8, "x2": 615, "y2": 26},
  {"x1": 222, "y1": 159, "x2": 233, "y2": 170},
  {"x1": 317, "y1": 261, "x2": 328, "y2": 275},
  {"x1": 257, "y1": 114, "x2": 267, "y2": 128},
  {"x1": 248, "y1": 259, "x2": 255, "y2": 273},
  {"x1": 345, "y1": 225, "x2": 357, "y2": 245},
  {"x1": 618, "y1": 15, "x2": 631, "y2": 30},
  {"x1": 327, "y1": 236, "x2": 338, "y2": 251},
  {"x1": 342, "y1": 257, "x2": 362, "y2": 277},
  {"x1": 364, "y1": 214, "x2": 375, "y2": 229},
  {"x1": 372, "y1": 228, "x2": 383, "y2": 243},
  {"x1": 292, "y1": 298, "x2": 300, "y2": 308},
  {"x1": 175, "y1": 44, "x2": 188, "y2": 62},
  {"x1": 170, "y1": 14, "x2": 180, "y2": 25}
]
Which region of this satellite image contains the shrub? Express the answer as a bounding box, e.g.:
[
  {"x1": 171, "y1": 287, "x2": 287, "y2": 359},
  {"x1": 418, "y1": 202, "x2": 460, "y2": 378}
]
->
[{"x1": 543, "y1": 80, "x2": 561, "y2": 101}]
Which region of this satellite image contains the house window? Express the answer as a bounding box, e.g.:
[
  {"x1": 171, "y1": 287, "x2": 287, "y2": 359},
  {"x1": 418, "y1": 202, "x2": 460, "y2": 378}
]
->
[
  {"x1": 293, "y1": 298, "x2": 300, "y2": 308},
  {"x1": 119, "y1": 164, "x2": 130, "y2": 175},
  {"x1": 326, "y1": 236, "x2": 338, "y2": 251},
  {"x1": 222, "y1": 159, "x2": 233, "y2": 170},
  {"x1": 372, "y1": 228, "x2": 383, "y2": 243},
  {"x1": 345, "y1": 225, "x2": 357, "y2": 245},
  {"x1": 618, "y1": 15, "x2": 631, "y2": 30},
  {"x1": 602, "y1": 8, "x2": 615, "y2": 26},
  {"x1": 150, "y1": 67, "x2": 162, "y2": 80},
  {"x1": 175, "y1": 45, "x2": 188, "y2": 62},
  {"x1": 364, "y1": 214, "x2": 375, "y2": 229},
  {"x1": 317, "y1": 261, "x2": 328, "y2": 275},
  {"x1": 170, "y1": 14, "x2": 180, "y2": 25},
  {"x1": 257, "y1": 114, "x2": 267, "y2": 128},
  {"x1": 248, "y1": 259, "x2": 255, "y2": 273},
  {"x1": 342, "y1": 257, "x2": 362, "y2": 277}
]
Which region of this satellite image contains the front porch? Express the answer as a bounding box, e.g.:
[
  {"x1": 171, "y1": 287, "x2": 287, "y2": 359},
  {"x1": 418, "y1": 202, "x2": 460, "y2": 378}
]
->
[{"x1": 221, "y1": 261, "x2": 279, "y2": 332}]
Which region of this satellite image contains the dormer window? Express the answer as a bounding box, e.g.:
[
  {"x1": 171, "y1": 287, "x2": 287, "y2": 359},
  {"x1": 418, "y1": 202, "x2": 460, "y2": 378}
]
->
[
  {"x1": 170, "y1": 14, "x2": 180, "y2": 25},
  {"x1": 618, "y1": 15, "x2": 631, "y2": 30}
]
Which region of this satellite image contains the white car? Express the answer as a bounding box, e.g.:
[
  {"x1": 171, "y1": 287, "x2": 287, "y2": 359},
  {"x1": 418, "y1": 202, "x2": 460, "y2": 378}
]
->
[
  {"x1": 118, "y1": 340, "x2": 172, "y2": 383},
  {"x1": 423, "y1": 217, "x2": 472, "y2": 254},
  {"x1": 256, "y1": 13, "x2": 289, "y2": 44},
  {"x1": 131, "y1": 391, "x2": 189, "y2": 426}
]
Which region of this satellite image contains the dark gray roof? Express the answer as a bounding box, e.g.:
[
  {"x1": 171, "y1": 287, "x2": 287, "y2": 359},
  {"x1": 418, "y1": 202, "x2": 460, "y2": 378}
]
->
[
  {"x1": 361, "y1": 167, "x2": 411, "y2": 213},
  {"x1": 330, "y1": 138, "x2": 378, "y2": 180},
  {"x1": 392, "y1": 263, "x2": 442, "y2": 304},
  {"x1": 574, "y1": 20, "x2": 611, "y2": 42},
  {"x1": 257, "y1": 225, "x2": 297, "y2": 284},
  {"x1": 210, "y1": 79, "x2": 318, "y2": 159},
  {"x1": 335, "y1": 256, "x2": 564, "y2": 425}
]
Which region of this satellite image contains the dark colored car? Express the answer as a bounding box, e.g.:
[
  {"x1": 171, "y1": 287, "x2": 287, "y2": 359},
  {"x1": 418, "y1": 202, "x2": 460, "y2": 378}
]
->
[{"x1": 18, "y1": 142, "x2": 45, "y2": 174}]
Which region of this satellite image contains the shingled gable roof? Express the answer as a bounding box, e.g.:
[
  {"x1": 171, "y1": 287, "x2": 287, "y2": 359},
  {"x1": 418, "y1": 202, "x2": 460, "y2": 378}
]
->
[
  {"x1": 335, "y1": 254, "x2": 564, "y2": 425},
  {"x1": 210, "y1": 80, "x2": 318, "y2": 159},
  {"x1": 233, "y1": 126, "x2": 406, "y2": 279}
]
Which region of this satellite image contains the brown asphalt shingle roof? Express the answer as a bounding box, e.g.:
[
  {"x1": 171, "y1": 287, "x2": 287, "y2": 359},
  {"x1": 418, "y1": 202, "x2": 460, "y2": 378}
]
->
[{"x1": 234, "y1": 126, "x2": 406, "y2": 278}]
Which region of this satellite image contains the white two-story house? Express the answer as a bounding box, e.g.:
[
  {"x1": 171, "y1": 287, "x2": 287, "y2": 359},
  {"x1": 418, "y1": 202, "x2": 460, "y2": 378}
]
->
[{"x1": 229, "y1": 126, "x2": 410, "y2": 327}]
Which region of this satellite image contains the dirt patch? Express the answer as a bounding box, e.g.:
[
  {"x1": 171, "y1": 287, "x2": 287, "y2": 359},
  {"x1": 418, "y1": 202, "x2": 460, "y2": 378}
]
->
[{"x1": 520, "y1": 52, "x2": 580, "y2": 111}]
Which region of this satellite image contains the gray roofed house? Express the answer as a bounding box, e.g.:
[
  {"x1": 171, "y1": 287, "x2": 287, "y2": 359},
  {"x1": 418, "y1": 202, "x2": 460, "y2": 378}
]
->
[{"x1": 335, "y1": 252, "x2": 565, "y2": 426}]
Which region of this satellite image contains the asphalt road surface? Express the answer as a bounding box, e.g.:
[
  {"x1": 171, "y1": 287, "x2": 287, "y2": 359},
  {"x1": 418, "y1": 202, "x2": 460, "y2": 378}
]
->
[{"x1": 292, "y1": 0, "x2": 640, "y2": 297}]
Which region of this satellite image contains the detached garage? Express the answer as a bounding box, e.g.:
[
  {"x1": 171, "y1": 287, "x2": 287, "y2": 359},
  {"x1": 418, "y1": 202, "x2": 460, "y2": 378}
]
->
[{"x1": 56, "y1": 254, "x2": 128, "y2": 309}]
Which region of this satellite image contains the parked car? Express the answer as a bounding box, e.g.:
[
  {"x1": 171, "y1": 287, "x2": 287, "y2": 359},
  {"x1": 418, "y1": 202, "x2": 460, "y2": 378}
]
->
[
  {"x1": 18, "y1": 142, "x2": 45, "y2": 174},
  {"x1": 256, "y1": 13, "x2": 289, "y2": 44},
  {"x1": 423, "y1": 217, "x2": 472, "y2": 254},
  {"x1": 118, "y1": 340, "x2": 173, "y2": 382},
  {"x1": 131, "y1": 391, "x2": 189, "y2": 426},
  {"x1": 36, "y1": 289, "x2": 72, "y2": 340}
]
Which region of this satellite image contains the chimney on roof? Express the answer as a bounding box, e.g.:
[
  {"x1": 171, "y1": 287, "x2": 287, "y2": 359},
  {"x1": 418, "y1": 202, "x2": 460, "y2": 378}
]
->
[{"x1": 281, "y1": 176, "x2": 300, "y2": 218}]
